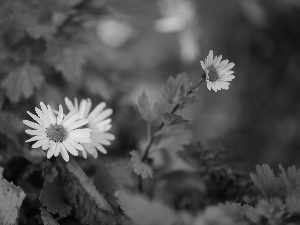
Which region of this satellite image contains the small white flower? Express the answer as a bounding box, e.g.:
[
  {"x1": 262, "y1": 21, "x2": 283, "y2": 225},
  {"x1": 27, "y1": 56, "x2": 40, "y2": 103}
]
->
[
  {"x1": 200, "y1": 50, "x2": 235, "y2": 92},
  {"x1": 23, "y1": 102, "x2": 92, "y2": 162},
  {"x1": 65, "y1": 97, "x2": 115, "y2": 159}
]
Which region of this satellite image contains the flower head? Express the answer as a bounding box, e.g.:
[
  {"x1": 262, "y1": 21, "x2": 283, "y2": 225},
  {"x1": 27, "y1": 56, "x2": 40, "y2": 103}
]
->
[
  {"x1": 23, "y1": 102, "x2": 92, "y2": 162},
  {"x1": 200, "y1": 50, "x2": 235, "y2": 92},
  {"x1": 65, "y1": 97, "x2": 115, "y2": 159}
]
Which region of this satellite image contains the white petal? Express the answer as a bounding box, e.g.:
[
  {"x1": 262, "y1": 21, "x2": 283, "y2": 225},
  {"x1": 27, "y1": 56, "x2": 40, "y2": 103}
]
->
[
  {"x1": 219, "y1": 75, "x2": 235, "y2": 82},
  {"x1": 35, "y1": 108, "x2": 50, "y2": 127},
  {"x1": 42, "y1": 141, "x2": 51, "y2": 150},
  {"x1": 213, "y1": 55, "x2": 222, "y2": 65},
  {"x1": 79, "y1": 99, "x2": 87, "y2": 119},
  {"x1": 62, "y1": 109, "x2": 78, "y2": 125},
  {"x1": 27, "y1": 111, "x2": 46, "y2": 126},
  {"x1": 47, "y1": 105, "x2": 56, "y2": 125},
  {"x1": 25, "y1": 129, "x2": 45, "y2": 135},
  {"x1": 220, "y1": 62, "x2": 235, "y2": 72},
  {"x1": 67, "y1": 139, "x2": 84, "y2": 151},
  {"x1": 26, "y1": 135, "x2": 46, "y2": 142},
  {"x1": 94, "y1": 109, "x2": 113, "y2": 123},
  {"x1": 93, "y1": 132, "x2": 115, "y2": 141},
  {"x1": 63, "y1": 114, "x2": 79, "y2": 127},
  {"x1": 57, "y1": 105, "x2": 64, "y2": 125},
  {"x1": 207, "y1": 81, "x2": 211, "y2": 90},
  {"x1": 88, "y1": 102, "x2": 106, "y2": 121},
  {"x1": 32, "y1": 138, "x2": 48, "y2": 148},
  {"x1": 67, "y1": 119, "x2": 88, "y2": 131},
  {"x1": 23, "y1": 120, "x2": 45, "y2": 130},
  {"x1": 63, "y1": 141, "x2": 78, "y2": 156},
  {"x1": 47, "y1": 143, "x2": 56, "y2": 159},
  {"x1": 60, "y1": 144, "x2": 69, "y2": 162},
  {"x1": 83, "y1": 99, "x2": 92, "y2": 118},
  {"x1": 54, "y1": 143, "x2": 62, "y2": 157},
  {"x1": 40, "y1": 102, "x2": 51, "y2": 125},
  {"x1": 65, "y1": 97, "x2": 75, "y2": 112},
  {"x1": 91, "y1": 139, "x2": 107, "y2": 154}
]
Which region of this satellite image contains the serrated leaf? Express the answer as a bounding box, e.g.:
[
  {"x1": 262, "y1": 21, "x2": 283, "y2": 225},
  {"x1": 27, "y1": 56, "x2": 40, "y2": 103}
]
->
[
  {"x1": 59, "y1": 159, "x2": 115, "y2": 225},
  {"x1": 162, "y1": 73, "x2": 196, "y2": 111},
  {"x1": 241, "y1": 204, "x2": 262, "y2": 223},
  {"x1": 255, "y1": 198, "x2": 285, "y2": 221},
  {"x1": 150, "y1": 124, "x2": 192, "y2": 153},
  {"x1": 0, "y1": 167, "x2": 26, "y2": 225},
  {"x1": 250, "y1": 164, "x2": 282, "y2": 198},
  {"x1": 0, "y1": 111, "x2": 24, "y2": 142},
  {"x1": 137, "y1": 92, "x2": 159, "y2": 123},
  {"x1": 40, "y1": 178, "x2": 72, "y2": 218},
  {"x1": 40, "y1": 208, "x2": 60, "y2": 225},
  {"x1": 163, "y1": 113, "x2": 192, "y2": 126},
  {"x1": 47, "y1": 42, "x2": 88, "y2": 82},
  {"x1": 279, "y1": 164, "x2": 300, "y2": 196},
  {"x1": 129, "y1": 150, "x2": 153, "y2": 179},
  {"x1": 285, "y1": 191, "x2": 300, "y2": 215},
  {"x1": 1, "y1": 64, "x2": 44, "y2": 102},
  {"x1": 117, "y1": 192, "x2": 176, "y2": 225}
]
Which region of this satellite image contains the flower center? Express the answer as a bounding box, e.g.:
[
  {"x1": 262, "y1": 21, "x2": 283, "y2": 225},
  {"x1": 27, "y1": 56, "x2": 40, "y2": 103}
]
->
[
  {"x1": 207, "y1": 66, "x2": 219, "y2": 82},
  {"x1": 46, "y1": 124, "x2": 68, "y2": 142}
]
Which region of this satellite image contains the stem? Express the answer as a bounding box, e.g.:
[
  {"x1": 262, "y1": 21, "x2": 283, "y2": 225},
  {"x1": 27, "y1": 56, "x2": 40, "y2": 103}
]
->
[{"x1": 138, "y1": 73, "x2": 206, "y2": 191}]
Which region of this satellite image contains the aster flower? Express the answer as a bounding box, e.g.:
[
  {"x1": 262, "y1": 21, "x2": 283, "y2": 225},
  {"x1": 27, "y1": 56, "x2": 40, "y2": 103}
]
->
[
  {"x1": 200, "y1": 50, "x2": 235, "y2": 92},
  {"x1": 23, "y1": 102, "x2": 92, "y2": 162},
  {"x1": 64, "y1": 97, "x2": 115, "y2": 159}
]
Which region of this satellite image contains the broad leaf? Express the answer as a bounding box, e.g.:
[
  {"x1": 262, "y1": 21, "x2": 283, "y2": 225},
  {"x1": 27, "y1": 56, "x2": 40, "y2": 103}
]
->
[
  {"x1": 279, "y1": 164, "x2": 300, "y2": 195},
  {"x1": 40, "y1": 208, "x2": 60, "y2": 225},
  {"x1": 137, "y1": 92, "x2": 159, "y2": 123},
  {"x1": 0, "y1": 167, "x2": 26, "y2": 225},
  {"x1": 59, "y1": 159, "x2": 115, "y2": 225},
  {"x1": 150, "y1": 124, "x2": 192, "y2": 153},
  {"x1": 40, "y1": 178, "x2": 72, "y2": 218},
  {"x1": 163, "y1": 113, "x2": 192, "y2": 126},
  {"x1": 250, "y1": 164, "x2": 282, "y2": 198},
  {"x1": 162, "y1": 73, "x2": 196, "y2": 111},
  {"x1": 129, "y1": 150, "x2": 153, "y2": 179},
  {"x1": 117, "y1": 192, "x2": 176, "y2": 225},
  {"x1": 46, "y1": 41, "x2": 88, "y2": 82},
  {"x1": 1, "y1": 64, "x2": 44, "y2": 102}
]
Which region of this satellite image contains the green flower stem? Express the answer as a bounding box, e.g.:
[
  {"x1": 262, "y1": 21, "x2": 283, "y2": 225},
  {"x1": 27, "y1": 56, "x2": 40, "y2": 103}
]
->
[{"x1": 138, "y1": 73, "x2": 206, "y2": 192}]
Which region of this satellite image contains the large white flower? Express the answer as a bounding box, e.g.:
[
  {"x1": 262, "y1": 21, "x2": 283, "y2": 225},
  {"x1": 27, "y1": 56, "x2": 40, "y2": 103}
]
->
[
  {"x1": 200, "y1": 50, "x2": 235, "y2": 92},
  {"x1": 64, "y1": 97, "x2": 115, "y2": 158},
  {"x1": 23, "y1": 102, "x2": 92, "y2": 162}
]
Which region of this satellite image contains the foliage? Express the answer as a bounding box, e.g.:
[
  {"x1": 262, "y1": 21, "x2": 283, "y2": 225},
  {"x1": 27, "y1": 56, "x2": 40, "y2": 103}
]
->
[
  {"x1": 0, "y1": 1, "x2": 299, "y2": 225},
  {"x1": 0, "y1": 167, "x2": 26, "y2": 225}
]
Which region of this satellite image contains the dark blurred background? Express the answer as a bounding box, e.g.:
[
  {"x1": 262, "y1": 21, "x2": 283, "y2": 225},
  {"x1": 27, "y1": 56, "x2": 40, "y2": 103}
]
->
[
  {"x1": 1, "y1": 0, "x2": 300, "y2": 172},
  {"x1": 103, "y1": 0, "x2": 300, "y2": 171}
]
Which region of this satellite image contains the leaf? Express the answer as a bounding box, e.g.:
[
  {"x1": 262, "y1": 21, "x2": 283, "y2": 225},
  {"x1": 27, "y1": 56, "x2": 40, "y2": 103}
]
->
[
  {"x1": 150, "y1": 124, "x2": 192, "y2": 153},
  {"x1": 1, "y1": 64, "x2": 44, "y2": 102},
  {"x1": 285, "y1": 191, "x2": 300, "y2": 215},
  {"x1": 59, "y1": 159, "x2": 115, "y2": 225},
  {"x1": 250, "y1": 164, "x2": 282, "y2": 198},
  {"x1": 163, "y1": 113, "x2": 192, "y2": 126},
  {"x1": 40, "y1": 208, "x2": 60, "y2": 225},
  {"x1": 279, "y1": 164, "x2": 300, "y2": 195},
  {"x1": 241, "y1": 204, "x2": 262, "y2": 223},
  {"x1": 129, "y1": 150, "x2": 153, "y2": 179},
  {"x1": 0, "y1": 111, "x2": 24, "y2": 142},
  {"x1": 162, "y1": 73, "x2": 196, "y2": 110},
  {"x1": 40, "y1": 178, "x2": 72, "y2": 218},
  {"x1": 137, "y1": 92, "x2": 159, "y2": 123},
  {"x1": 46, "y1": 41, "x2": 88, "y2": 82},
  {"x1": 117, "y1": 192, "x2": 176, "y2": 225},
  {"x1": 254, "y1": 198, "x2": 285, "y2": 222},
  {"x1": 0, "y1": 167, "x2": 26, "y2": 225}
]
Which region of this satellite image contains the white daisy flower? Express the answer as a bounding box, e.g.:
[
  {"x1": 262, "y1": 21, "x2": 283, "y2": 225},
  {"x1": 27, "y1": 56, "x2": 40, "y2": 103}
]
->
[
  {"x1": 64, "y1": 97, "x2": 115, "y2": 159},
  {"x1": 200, "y1": 50, "x2": 235, "y2": 92},
  {"x1": 23, "y1": 102, "x2": 92, "y2": 162}
]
